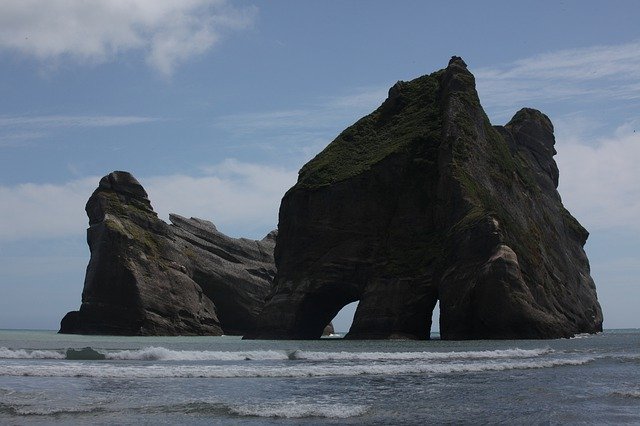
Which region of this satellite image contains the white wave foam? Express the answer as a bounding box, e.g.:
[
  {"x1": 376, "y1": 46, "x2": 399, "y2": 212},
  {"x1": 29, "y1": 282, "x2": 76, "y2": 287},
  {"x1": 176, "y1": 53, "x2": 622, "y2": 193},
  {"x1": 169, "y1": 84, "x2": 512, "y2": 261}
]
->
[
  {"x1": 0, "y1": 346, "x2": 551, "y2": 363},
  {"x1": 0, "y1": 347, "x2": 64, "y2": 360},
  {"x1": 105, "y1": 347, "x2": 289, "y2": 361},
  {"x1": 292, "y1": 348, "x2": 552, "y2": 361},
  {"x1": 0, "y1": 356, "x2": 594, "y2": 379},
  {"x1": 570, "y1": 333, "x2": 593, "y2": 339},
  {"x1": 229, "y1": 402, "x2": 368, "y2": 419},
  {"x1": 105, "y1": 347, "x2": 551, "y2": 362},
  {"x1": 612, "y1": 390, "x2": 640, "y2": 399},
  {"x1": 0, "y1": 403, "x2": 102, "y2": 416},
  {"x1": 320, "y1": 333, "x2": 343, "y2": 338}
]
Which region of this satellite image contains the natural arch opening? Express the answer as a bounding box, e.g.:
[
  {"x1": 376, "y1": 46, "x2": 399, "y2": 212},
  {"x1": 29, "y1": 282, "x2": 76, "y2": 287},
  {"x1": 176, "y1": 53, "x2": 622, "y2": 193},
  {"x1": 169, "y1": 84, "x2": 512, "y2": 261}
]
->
[
  {"x1": 329, "y1": 301, "x2": 359, "y2": 336},
  {"x1": 296, "y1": 284, "x2": 359, "y2": 339},
  {"x1": 430, "y1": 300, "x2": 440, "y2": 339}
]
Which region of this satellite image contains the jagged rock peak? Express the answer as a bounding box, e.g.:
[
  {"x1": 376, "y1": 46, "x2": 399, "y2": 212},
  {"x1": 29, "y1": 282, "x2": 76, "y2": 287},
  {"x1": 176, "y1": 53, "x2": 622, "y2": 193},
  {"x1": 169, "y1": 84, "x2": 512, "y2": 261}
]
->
[
  {"x1": 97, "y1": 171, "x2": 150, "y2": 203},
  {"x1": 86, "y1": 171, "x2": 155, "y2": 225},
  {"x1": 448, "y1": 55, "x2": 467, "y2": 68},
  {"x1": 508, "y1": 108, "x2": 553, "y2": 130},
  {"x1": 503, "y1": 108, "x2": 559, "y2": 189}
]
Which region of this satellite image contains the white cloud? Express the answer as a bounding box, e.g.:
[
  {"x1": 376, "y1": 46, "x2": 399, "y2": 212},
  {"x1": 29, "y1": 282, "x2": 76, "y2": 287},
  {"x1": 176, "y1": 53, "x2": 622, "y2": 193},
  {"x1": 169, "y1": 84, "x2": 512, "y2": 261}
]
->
[
  {"x1": 461, "y1": 40, "x2": 640, "y2": 236},
  {"x1": 474, "y1": 40, "x2": 640, "y2": 113},
  {"x1": 146, "y1": 159, "x2": 296, "y2": 236},
  {"x1": 215, "y1": 86, "x2": 387, "y2": 161},
  {"x1": 0, "y1": 160, "x2": 296, "y2": 241},
  {"x1": 0, "y1": 131, "x2": 47, "y2": 147},
  {"x1": 0, "y1": 115, "x2": 157, "y2": 128},
  {"x1": 0, "y1": 0, "x2": 256, "y2": 76},
  {"x1": 217, "y1": 87, "x2": 386, "y2": 136},
  {"x1": 320, "y1": 87, "x2": 388, "y2": 110},
  {"x1": 480, "y1": 41, "x2": 640, "y2": 81},
  {"x1": 0, "y1": 115, "x2": 158, "y2": 147},
  {"x1": 0, "y1": 177, "x2": 97, "y2": 240},
  {"x1": 557, "y1": 120, "x2": 640, "y2": 233}
]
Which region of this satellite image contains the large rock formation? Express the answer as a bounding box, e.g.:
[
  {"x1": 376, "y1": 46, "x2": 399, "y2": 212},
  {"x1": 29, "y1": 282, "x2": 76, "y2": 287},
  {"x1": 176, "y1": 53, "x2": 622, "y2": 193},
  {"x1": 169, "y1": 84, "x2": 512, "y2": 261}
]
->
[
  {"x1": 249, "y1": 57, "x2": 602, "y2": 340},
  {"x1": 60, "y1": 172, "x2": 276, "y2": 336}
]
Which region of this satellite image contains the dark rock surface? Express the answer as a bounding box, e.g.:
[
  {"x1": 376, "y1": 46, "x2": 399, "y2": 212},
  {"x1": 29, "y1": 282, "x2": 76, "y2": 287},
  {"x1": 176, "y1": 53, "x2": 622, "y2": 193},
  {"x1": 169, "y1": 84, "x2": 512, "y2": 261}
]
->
[
  {"x1": 322, "y1": 322, "x2": 335, "y2": 336},
  {"x1": 249, "y1": 57, "x2": 603, "y2": 340},
  {"x1": 65, "y1": 347, "x2": 106, "y2": 360},
  {"x1": 59, "y1": 172, "x2": 276, "y2": 336}
]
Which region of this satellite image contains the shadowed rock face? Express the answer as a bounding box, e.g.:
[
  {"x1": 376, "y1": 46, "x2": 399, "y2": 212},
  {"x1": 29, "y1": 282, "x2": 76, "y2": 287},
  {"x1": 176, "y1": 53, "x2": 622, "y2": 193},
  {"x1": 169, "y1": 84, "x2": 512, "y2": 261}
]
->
[
  {"x1": 248, "y1": 57, "x2": 602, "y2": 340},
  {"x1": 59, "y1": 171, "x2": 276, "y2": 336}
]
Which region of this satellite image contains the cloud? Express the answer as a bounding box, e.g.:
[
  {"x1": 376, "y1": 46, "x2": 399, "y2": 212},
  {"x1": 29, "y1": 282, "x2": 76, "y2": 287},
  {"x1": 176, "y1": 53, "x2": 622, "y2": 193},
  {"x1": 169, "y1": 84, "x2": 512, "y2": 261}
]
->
[
  {"x1": 474, "y1": 40, "x2": 640, "y2": 116},
  {"x1": 0, "y1": 115, "x2": 158, "y2": 147},
  {"x1": 0, "y1": 131, "x2": 47, "y2": 147},
  {"x1": 146, "y1": 159, "x2": 296, "y2": 236},
  {"x1": 462, "y1": 40, "x2": 640, "y2": 235},
  {"x1": 0, "y1": 115, "x2": 157, "y2": 128},
  {"x1": 215, "y1": 86, "x2": 387, "y2": 159},
  {"x1": 556, "y1": 119, "x2": 640, "y2": 233},
  {"x1": 479, "y1": 41, "x2": 640, "y2": 81},
  {"x1": 0, "y1": 177, "x2": 97, "y2": 241},
  {"x1": 320, "y1": 88, "x2": 389, "y2": 110},
  {"x1": 0, "y1": 159, "x2": 296, "y2": 241},
  {"x1": 0, "y1": 0, "x2": 256, "y2": 76},
  {"x1": 217, "y1": 87, "x2": 387, "y2": 135}
]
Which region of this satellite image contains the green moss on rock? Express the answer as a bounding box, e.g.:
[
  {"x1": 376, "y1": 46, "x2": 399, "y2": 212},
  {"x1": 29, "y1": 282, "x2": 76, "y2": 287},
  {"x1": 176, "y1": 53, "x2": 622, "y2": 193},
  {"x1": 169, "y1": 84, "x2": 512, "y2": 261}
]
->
[{"x1": 298, "y1": 72, "x2": 443, "y2": 188}]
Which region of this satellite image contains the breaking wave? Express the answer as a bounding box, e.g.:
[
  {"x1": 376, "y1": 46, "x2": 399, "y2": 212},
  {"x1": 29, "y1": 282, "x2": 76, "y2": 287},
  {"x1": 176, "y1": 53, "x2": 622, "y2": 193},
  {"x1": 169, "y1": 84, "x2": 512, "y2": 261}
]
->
[
  {"x1": 291, "y1": 347, "x2": 552, "y2": 361},
  {"x1": 0, "y1": 347, "x2": 64, "y2": 360},
  {"x1": 611, "y1": 390, "x2": 640, "y2": 399},
  {"x1": 0, "y1": 346, "x2": 553, "y2": 362},
  {"x1": 105, "y1": 347, "x2": 288, "y2": 361},
  {"x1": 228, "y1": 402, "x2": 369, "y2": 419},
  {"x1": 0, "y1": 356, "x2": 593, "y2": 379},
  {"x1": 1, "y1": 399, "x2": 366, "y2": 420},
  {"x1": 0, "y1": 403, "x2": 105, "y2": 417},
  {"x1": 103, "y1": 347, "x2": 553, "y2": 362}
]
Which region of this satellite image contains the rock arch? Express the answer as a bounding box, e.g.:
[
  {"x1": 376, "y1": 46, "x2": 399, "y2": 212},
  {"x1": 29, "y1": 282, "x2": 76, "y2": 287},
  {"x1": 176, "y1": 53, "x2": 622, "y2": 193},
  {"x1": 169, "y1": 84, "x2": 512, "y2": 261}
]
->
[{"x1": 249, "y1": 57, "x2": 602, "y2": 340}]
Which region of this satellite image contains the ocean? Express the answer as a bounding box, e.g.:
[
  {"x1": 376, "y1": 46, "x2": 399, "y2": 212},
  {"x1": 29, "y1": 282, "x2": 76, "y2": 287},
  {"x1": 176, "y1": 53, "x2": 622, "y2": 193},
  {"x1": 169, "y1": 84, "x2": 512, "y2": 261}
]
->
[{"x1": 0, "y1": 329, "x2": 639, "y2": 424}]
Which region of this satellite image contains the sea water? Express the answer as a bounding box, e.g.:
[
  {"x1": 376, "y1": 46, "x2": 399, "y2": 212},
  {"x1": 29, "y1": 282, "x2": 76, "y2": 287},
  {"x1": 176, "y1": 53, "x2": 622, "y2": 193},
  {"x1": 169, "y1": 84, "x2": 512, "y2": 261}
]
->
[{"x1": 0, "y1": 329, "x2": 639, "y2": 424}]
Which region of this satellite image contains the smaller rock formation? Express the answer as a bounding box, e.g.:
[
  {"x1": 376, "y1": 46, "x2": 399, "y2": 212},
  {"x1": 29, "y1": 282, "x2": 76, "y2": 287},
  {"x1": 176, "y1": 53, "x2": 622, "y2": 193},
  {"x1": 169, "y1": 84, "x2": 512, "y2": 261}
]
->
[
  {"x1": 322, "y1": 323, "x2": 335, "y2": 336},
  {"x1": 60, "y1": 171, "x2": 276, "y2": 336}
]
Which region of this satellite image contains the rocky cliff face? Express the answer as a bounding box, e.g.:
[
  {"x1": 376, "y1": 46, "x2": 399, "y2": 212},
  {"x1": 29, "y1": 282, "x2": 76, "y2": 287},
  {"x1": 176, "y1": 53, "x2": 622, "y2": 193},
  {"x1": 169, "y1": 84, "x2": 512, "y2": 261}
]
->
[
  {"x1": 59, "y1": 172, "x2": 276, "y2": 336},
  {"x1": 249, "y1": 57, "x2": 602, "y2": 340}
]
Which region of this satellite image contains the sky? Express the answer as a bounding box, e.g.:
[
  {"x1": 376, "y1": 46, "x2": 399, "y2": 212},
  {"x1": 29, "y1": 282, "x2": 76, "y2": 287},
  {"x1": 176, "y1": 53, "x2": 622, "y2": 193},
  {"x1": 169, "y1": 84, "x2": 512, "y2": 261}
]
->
[{"x1": 0, "y1": 0, "x2": 638, "y2": 333}]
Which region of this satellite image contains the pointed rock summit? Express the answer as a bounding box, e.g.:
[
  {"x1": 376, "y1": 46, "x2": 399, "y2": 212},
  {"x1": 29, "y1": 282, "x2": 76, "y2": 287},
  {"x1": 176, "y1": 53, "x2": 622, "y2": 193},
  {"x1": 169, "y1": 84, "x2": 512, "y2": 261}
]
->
[
  {"x1": 60, "y1": 171, "x2": 277, "y2": 336},
  {"x1": 248, "y1": 57, "x2": 602, "y2": 340}
]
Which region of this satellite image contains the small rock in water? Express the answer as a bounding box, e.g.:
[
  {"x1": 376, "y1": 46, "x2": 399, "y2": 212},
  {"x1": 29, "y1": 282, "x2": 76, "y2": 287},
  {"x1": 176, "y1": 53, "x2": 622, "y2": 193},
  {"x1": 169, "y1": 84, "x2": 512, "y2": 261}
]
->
[{"x1": 65, "y1": 347, "x2": 106, "y2": 360}]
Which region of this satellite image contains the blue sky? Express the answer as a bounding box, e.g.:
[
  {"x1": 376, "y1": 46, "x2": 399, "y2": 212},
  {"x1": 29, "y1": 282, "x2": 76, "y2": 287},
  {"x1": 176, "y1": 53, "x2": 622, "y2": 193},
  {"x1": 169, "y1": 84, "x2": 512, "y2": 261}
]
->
[{"x1": 0, "y1": 1, "x2": 638, "y2": 332}]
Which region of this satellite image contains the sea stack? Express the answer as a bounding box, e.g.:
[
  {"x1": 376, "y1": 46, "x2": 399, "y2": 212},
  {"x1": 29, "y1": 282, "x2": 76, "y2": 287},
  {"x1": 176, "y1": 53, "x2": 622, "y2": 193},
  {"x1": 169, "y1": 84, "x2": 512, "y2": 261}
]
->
[
  {"x1": 60, "y1": 171, "x2": 277, "y2": 336},
  {"x1": 249, "y1": 57, "x2": 603, "y2": 340}
]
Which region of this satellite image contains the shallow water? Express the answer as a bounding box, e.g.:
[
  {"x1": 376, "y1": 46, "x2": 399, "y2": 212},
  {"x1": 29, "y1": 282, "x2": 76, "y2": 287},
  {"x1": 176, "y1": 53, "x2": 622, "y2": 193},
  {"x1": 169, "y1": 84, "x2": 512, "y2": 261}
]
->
[{"x1": 1, "y1": 329, "x2": 639, "y2": 424}]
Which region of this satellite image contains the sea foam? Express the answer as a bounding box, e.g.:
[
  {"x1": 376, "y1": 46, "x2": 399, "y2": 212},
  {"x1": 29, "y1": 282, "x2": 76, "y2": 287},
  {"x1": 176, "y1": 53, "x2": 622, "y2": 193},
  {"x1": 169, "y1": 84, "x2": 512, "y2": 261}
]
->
[
  {"x1": 228, "y1": 402, "x2": 369, "y2": 419},
  {"x1": 0, "y1": 404, "x2": 105, "y2": 417},
  {"x1": 0, "y1": 356, "x2": 594, "y2": 379},
  {"x1": 105, "y1": 347, "x2": 288, "y2": 361},
  {"x1": 0, "y1": 347, "x2": 64, "y2": 360},
  {"x1": 0, "y1": 346, "x2": 552, "y2": 362},
  {"x1": 291, "y1": 347, "x2": 552, "y2": 361},
  {"x1": 612, "y1": 390, "x2": 640, "y2": 399},
  {"x1": 97, "y1": 347, "x2": 555, "y2": 362},
  {"x1": 106, "y1": 347, "x2": 552, "y2": 362}
]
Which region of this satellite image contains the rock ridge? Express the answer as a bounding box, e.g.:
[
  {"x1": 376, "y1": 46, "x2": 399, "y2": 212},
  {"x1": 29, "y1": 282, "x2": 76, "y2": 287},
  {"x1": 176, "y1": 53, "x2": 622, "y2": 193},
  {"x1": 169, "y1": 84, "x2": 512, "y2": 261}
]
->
[{"x1": 60, "y1": 171, "x2": 276, "y2": 336}]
